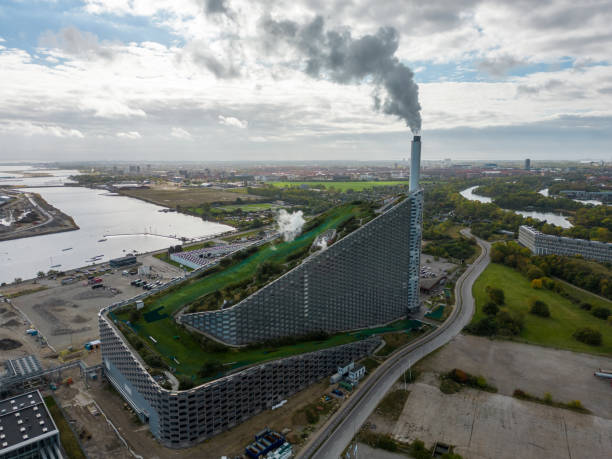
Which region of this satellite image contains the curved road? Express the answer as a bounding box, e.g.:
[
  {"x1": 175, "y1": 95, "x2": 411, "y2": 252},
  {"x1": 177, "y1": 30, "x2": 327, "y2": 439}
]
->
[{"x1": 299, "y1": 230, "x2": 491, "y2": 458}]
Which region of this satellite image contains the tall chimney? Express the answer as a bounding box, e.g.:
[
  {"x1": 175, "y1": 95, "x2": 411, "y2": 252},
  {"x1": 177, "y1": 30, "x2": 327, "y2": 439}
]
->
[{"x1": 409, "y1": 135, "x2": 421, "y2": 192}]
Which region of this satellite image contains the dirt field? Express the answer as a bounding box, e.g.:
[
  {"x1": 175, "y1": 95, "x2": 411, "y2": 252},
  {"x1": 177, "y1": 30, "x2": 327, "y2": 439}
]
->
[
  {"x1": 392, "y1": 381, "x2": 612, "y2": 459},
  {"x1": 361, "y1": 334, "x2": 612, "y2": 458},
  {"x1": 416, "y1": 334, "x2": 612, "y2": 418},
  {"x1": 8, "y1": 254, "x2": 183, "y2": 351},
  {"x1": 51, "y1": 367, "x2": 133, "y2": 459},
  {"x1": 119, "y1": 188, "x2": 259, "y2": 208}
]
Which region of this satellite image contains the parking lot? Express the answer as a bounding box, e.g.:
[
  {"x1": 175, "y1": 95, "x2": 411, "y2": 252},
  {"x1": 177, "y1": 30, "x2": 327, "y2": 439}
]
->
[{"x1": 7, "y1": 253, "x2": 183, "y2": 351}]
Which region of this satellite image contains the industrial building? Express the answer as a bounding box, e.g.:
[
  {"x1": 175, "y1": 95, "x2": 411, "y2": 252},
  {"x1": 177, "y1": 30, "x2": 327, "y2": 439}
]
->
[
  {"x1": 518, "y1": 225, "x2": 612, "y2": 263},
  {"x1": 109, "y1": 255, "x2": 137, "y2": 268},
  {"x1": 0, "y1": 391, "x2": 61, "y2": 459},
  {"x1": 99, "y1": 136, "x2": 425, "y2": 447}
]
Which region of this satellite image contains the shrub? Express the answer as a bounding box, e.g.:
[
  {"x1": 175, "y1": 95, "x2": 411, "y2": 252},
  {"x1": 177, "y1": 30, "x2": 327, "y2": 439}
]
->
[
  {"x1": 198, "y1": 361, "x2": 223, "y2": 378},
  {"x1": 482, "y1": 301, "x2": 499, "y2": 316},
  {"x1": 129, "y1": 310, "x2": 141, "y2": 323},
  {"x1": 531, "y1": 278, "x2": 543, "y2": 289},
  {"x1": 543, "y1": 392, "x2": 553, "y2": 404},
  {"x1": 567, "y1": 400, "x2": 584, "y2": 410},
  {"x1": 178, "y1": 376, "x2": 194, "y2": 390},
  {"x1": 592, "y1": 307, "x2": 611, "y2": 320},
  {"x1": 573, "y1": 327, "x2": 602, "y2": 346},
  {"x1": 143, "y1": 354, "x2": 164, "y2": 368},
  {"x1": 466, "y1": 316, "x2": 498, "y2": 336},
  {"x1": 410, "y1": 440, "x2": 431, "y2": 459},
  {"x1": 495, "y1": 310, "x2": 524, "y2": 336},
  {"x1": 529, "y1": 299, "x2": 550, "y2": 318},
  {"x1": 580, "y1": 302, "x2": 593, "y2": 311},
  {"x1": 486, "y1": 286, "x2": 505, "y2": 305}
]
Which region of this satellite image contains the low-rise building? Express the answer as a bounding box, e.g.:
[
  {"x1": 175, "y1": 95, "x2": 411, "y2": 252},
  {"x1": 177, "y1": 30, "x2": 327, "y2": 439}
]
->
[
  {"x1": 518, "y1": 226, "x2": 612, "y2": 263},
  {"x1": 0, "y1": 390, "x2": 61, "y2": 459}
]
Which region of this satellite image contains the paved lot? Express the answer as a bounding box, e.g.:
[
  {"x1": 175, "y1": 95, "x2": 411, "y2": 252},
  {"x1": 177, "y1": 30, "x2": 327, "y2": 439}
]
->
[
  {"x1": 10, "y1": 256, "x2": 183, "y2": 351},
  {"x1": 393, "y1": 382, "x2": 612, "y2": 459},
  {"x1": 417, "y1": 334, "x2": 612, "y2": 418}
]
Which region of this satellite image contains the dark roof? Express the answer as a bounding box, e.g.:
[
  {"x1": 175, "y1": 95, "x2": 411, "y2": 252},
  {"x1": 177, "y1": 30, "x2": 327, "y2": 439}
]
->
[{"x1": 0, "y1": 390, "x2": 58, "y2": 454}]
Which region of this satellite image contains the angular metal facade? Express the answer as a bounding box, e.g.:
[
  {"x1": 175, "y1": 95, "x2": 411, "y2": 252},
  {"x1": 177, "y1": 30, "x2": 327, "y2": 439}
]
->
[
  {"x1": 100, "y1": 313, "x2": 380, "y2": 448},
  {"x1": 181, "y1": 190, "x2": 424, "y2": 345}
]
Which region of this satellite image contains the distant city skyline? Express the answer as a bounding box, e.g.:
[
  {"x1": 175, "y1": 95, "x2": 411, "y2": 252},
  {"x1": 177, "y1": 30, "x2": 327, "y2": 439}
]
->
[{"x1": 1, "y1": 0, "x2": 611, "y2": 161}]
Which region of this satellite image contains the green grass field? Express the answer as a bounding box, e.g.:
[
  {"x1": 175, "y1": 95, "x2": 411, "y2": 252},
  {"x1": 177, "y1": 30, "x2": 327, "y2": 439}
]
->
[
  {"x1": 472, "y1": 263, "x2": 612, "y2": 354},
  {"x1": 115, "y1": 204, "x2": 366, "y2": 381},
  {"x1": 214, "y1": 203, "x2": 279, "y2": 212},
  {"x1": 269, "y1": 181, "x2": 409, "y2": 192}
]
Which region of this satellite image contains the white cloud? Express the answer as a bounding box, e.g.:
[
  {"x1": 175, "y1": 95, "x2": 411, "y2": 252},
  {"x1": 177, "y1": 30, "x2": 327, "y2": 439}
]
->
[
  {"x1": 218, "y1": 115, "x2": 248, "y2": 129},
  {"x1": 0, "y1": 120, "x2": 84, "y2": 138},
  {"x1": 116, "y1": 131, "x2": 142, "y2": 139},
  {"x1": 170, "y1": 126, "x2": 192, "y2": 139}
]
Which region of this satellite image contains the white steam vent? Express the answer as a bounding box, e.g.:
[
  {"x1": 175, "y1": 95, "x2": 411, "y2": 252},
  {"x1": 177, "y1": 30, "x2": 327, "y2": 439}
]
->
[{"x1": 276, "y1": 209, "x2": 305, "y2": 242}]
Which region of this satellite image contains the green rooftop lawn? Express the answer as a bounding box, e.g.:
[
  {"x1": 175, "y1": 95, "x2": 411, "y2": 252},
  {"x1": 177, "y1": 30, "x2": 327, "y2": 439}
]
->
[
  {"x1": 472, "y1": 263, "x2": 612, "y2": 355},
  {"x1": 113, "y1": 203, "x2": 369, "y2": 382},
  {"x1": 269, "y1": 181, "x2": 409, "y2": 192}
]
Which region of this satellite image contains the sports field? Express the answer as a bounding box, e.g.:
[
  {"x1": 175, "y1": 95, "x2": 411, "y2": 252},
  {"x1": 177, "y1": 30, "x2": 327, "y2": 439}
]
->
[
  {"x1": 114, "y1": 203, "x2": 368, "y2": 382},
  {"x1": 270, "y1": 181, "x2": 409, "y2": 192},
  {"x1": 472, "y1": 263, "x2": 612, "y2": 354}
]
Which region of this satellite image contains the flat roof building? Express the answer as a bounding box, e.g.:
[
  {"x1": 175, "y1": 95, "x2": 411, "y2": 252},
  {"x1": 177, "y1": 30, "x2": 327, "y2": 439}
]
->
[
  {"x1": 0, "y1": 390, "x2": 61, "y2": 459},
  {"x1": 518, "y1": 225, "x2": 612, "y2": 264}
]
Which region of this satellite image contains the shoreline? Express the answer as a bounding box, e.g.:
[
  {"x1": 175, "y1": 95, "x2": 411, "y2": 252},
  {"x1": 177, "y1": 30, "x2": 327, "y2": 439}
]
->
[{"x1": 0, "y1": 191, "x2": 79, "y2": 242}]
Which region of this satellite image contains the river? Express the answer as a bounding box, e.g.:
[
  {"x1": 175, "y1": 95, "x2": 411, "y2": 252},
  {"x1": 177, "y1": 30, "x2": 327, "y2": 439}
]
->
[
  {"x1": 539, "y1": 188, "x2": 603, "y2": 206},
  {"x1": 0, "y1": 167, "x2": 233, "y2": 283},
  {"x1": 460, "y1": 186, "x2": 573, "y2": 228}
]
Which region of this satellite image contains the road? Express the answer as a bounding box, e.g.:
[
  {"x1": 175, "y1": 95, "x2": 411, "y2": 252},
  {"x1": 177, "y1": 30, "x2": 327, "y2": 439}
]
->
[
  {"x1": 298, "y1": 230, "x2": 491, "y2": 458},
  {"x1": 3, "y1": 193, "x2": 55, "y2": 235}
]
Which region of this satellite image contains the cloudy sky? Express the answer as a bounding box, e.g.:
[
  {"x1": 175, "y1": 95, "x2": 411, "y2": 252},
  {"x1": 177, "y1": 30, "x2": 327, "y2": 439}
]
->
[{"x1": 1, "y1": 0, "x2": 611, "y2": 162}]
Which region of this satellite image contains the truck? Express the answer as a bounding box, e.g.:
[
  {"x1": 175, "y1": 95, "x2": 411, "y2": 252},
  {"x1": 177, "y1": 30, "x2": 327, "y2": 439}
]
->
[{"x1": 26, "y1": 329, "x2": 38, "y2": 336}]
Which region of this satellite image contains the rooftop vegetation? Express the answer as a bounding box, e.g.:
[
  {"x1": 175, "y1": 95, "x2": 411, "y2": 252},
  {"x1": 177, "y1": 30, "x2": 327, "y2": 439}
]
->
[{"x1": 111, "y1": 201, "x2": 384, "y2": 385}]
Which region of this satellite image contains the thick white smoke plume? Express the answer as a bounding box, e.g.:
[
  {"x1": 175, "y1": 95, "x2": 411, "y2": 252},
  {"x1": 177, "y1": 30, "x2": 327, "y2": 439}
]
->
[{"x1": 276, "y1": 209, "x2": 306, "y2": 242}]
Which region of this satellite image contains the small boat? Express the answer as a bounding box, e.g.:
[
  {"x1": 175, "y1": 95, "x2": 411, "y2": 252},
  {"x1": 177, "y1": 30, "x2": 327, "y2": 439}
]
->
[
  {"x1": 62, "y1": 247, "x2": 73, "y2": 251},
  {"x1": 98, "y1": 238, "x2": 107, "y2": 242},
  {"x1": 50, "y1": 264, "x2": 61, "y2": 268}
]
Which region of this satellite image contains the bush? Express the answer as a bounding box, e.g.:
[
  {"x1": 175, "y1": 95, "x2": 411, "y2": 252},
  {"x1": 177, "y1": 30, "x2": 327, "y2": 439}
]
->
[
  {"x1": 580, "y1": 302, "x2": 593, "y2": 311},
  {"x1": 529, "y1": 299, "x2": 550, "y2": 318},
  {"x1": 178, "y1": 376, "x2": 194, "y2": 390},
  {"x1": 466, "y1": 316, "x2": 498, "y2": 336},
  {"x1": 531, "y1": 278, "x2": 543, "y2": 289},
  {"x1": 486, "y1": 286, "x2": 505, "y2": 305},
  {"x1": 482, "y1": 301, "x2": 499, "y2": 316},
  {"x1": 410, "y1": 440, "x2": 431, "y2": 459},
  {"x1": 592, "y1": 307, "x2": 611, "y2": 320},
  {"x1": 198, "y1": 361, "x2": 223, "y2": 378},
  {"x1": 495, "y1": 310, "x2": 524, "y2": 336},
  {"x1": 567, "y1": 400, "x2": 584, "y2": 410},
  {"x1": 543, "y1": 392, "x2": 553, "y2": 404},
  {"x1": 573, "y1": 327, "x2": 602, "y2": 346},
  {"x1": 143, "y1": 354, "x2": 164, "y2": 368}
]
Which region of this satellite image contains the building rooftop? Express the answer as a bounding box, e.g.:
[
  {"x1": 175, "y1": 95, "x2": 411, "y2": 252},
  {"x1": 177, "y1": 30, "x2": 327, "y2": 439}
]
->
[
  {"x1": 5, "y1": 355, "x2": 43, "y2": 378},
  {"x1": 0, "y1": 390, "x2": 58, "y2": 455}
]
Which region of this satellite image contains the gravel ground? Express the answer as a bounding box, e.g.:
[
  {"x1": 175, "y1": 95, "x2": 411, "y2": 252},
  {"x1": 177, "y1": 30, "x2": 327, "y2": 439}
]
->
[
  {"x1": 393, "y1": 382, "x2": 612, "y2": 459},
  {"x1": 417, "y1": 334, "x2": 612, "y2": 418}
]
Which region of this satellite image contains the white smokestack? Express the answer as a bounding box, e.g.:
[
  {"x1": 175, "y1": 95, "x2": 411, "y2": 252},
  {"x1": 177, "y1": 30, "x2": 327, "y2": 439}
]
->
[{"x1": 409, "y1": 135, "x2": 421, "y2": 192}]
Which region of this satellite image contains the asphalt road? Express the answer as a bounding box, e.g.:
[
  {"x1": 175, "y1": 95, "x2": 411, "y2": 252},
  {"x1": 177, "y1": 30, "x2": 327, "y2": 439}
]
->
[{"x1": 299, "y1": 230, "x2": 491, "y2": 459}]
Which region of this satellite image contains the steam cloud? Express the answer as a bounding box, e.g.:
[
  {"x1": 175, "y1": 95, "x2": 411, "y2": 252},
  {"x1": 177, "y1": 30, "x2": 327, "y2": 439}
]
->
[
  {"x1": 276, "y1": 209, "x2": 306, "y2": 242},
  {"x1": 262, "y1": 15, "x2": 421, "y2": 133}
]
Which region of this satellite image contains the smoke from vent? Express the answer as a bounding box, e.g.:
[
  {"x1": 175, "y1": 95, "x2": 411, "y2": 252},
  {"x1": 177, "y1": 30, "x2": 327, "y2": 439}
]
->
[
  {"x1": 261, "y1": 15, "x2": 421, "y2": 133},
  {"x1": 276, "y1": 209, "x2": 306, "y2": 242}
]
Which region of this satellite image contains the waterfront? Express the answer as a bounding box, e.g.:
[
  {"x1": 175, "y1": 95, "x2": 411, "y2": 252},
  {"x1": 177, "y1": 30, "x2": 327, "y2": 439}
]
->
[
  {"x1": 0, "y1": 186, "x2": 233, "y2": 283},
  {"x1": 460, "y1": 186, "x2": 573, "y2": 228}
]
